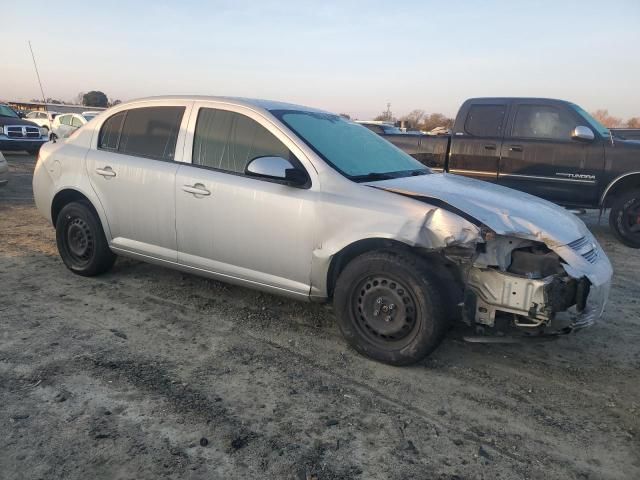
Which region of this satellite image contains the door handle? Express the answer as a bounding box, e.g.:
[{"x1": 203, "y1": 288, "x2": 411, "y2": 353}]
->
[
  {"x1": 509, "y1": 145, "x2": 523, "y2": 152},
  {"x1": 182, "y1": 183, "x2": 211, "y2": 196},
  {"x1": 483, "y1": 144, "x2": 497, "y2": 151},
  {"x1": 96, "y1": 166, "x2": 116, "y2": 177}
]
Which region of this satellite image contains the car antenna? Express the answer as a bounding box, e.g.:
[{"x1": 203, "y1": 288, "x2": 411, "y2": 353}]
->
[{"x1": 28, "y1": 41, "x2": 50, "y2": 132}]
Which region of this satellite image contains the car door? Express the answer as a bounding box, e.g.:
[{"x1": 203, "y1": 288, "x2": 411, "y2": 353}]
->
[
  {"x1": 85, "y1": 102, "x2": 191, "y2": 261},
  {"x1": 447, "y1": 102, "x2": 507, "y2": 182},
  {"x1": 498, "y1": 103, "x2": 604, "y2": 206},
  {"x1": 175, "y1": 103, "x2": 317, "y2": 295}
]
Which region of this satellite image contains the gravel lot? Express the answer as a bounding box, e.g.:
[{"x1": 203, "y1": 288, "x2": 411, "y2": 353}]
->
[{"x1": 1, "y1": 152, "x2": 639, "y2": 480}]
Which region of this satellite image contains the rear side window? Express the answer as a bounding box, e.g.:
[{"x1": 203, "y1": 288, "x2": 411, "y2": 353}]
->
[
  {"x1": 98, "y1": 112, "x2": 126, "y2": 150},
  {"x1": 192, "y1": 108, "x2": 290, "y2": 174},
  {"x1": 464, "y1": 104, "x2": 506, "y2": 137},
  {"x1": 118, "y1": 107, "x2": 185, "y2": 160},
  {"x1": 512, "y1": 105, "x2": 576, "y2": 140},
  {"x1": 71, "y1": 116, "x2": 83, "y2": 128}
]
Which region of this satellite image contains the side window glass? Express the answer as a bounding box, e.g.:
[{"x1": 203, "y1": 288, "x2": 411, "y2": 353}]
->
[
  {"x1": 98, "y1": 112, "x2": 126, "y2": 150},
  {"x1": 71, "y1": 116, "x2": 83, "y2": 128},
  {"x1": 464, "y1": 105, "x2": 506, "y2": 137},
  {"x1": 193, "y1": 108, "x2": 290, "y2": 174},
  {"x1": 118, "y1": 107, "x2": 185, "y2": 160},
  {"x1": 512, "y1": 105, "x2": 576, "y2": 140}
]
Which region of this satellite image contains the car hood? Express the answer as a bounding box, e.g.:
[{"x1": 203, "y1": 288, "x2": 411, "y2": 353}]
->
[
  {"x1": 0, "y1": 116, "x2": 39, "y2": 127},
  {"x1": 367, "y1": 172, "x2": 590, "y2": 247}
]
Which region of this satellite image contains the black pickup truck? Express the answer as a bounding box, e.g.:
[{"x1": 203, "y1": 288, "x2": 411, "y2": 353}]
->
[{"x1": 380, "y1": 98, "x2": 640, "y2": 248}]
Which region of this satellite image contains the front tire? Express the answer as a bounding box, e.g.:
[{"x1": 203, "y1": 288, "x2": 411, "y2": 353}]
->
[
  {"x1": 56, "y1": 202, "x2": 116, "y2": 276},
  {"x1": 609, "y1": 189, "x2": 640, "y2": 248},
  {"x1": 333, "y1": 249, "x2": 447, "y2": 366}
]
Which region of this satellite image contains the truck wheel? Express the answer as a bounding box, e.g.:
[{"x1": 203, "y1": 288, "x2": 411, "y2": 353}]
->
[
  {"x1": 609, "y1": 189, "x2": 640, "y2": 248},
  {"x1": 333, "y1": 249, "x2": 446, "y2": 366},
  {"x1": 56, "y1": 201, "x2": 116, "y2": 276}
]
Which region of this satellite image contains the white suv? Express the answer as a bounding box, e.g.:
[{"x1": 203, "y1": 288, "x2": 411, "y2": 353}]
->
[
  {"x1": 24, "y1": 110, "x2": 59, "y2": 130},
  {"x1": 32, "y1": 96, "x2": 613, "y2": 365}
]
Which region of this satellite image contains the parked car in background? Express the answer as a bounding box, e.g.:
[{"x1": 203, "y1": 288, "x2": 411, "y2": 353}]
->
[
  {"x1": 0, "y1": 104, "x2": 49, "y2": 154},
  {"x1": 0, "y1": 151, "x2": 8, "y2": 186},
  {"x1": 356, "y1": 121, "x2": 405, "y2": 135},
  {"x1": 33, "y1": 95, "x2": 612, "y2": 365},
  {"x1": 374, "y1": 97, "x2": 640, "y2": 248},
  {"x1": 50, "y1": 112, "x2": 97, "y2": 140},
  {"x1": 24, "y1": 110, "x2": 59, "y2": 131}
]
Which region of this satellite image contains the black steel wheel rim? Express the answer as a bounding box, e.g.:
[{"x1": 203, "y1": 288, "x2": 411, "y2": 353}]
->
[
  {"x1": 352, "y1": 275, "x2": 419, "y2": 348},
  {"x1": 65, "y1": 216, "x2": 94, "y2": 265},
  {"x1": 623, "y1": 198, "x2": 640, "y2": 234}
]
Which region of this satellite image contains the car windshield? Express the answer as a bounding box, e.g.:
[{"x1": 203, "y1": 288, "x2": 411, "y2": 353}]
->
[
  {"x1": 0, "y1": 105, "x2": 19, "y2": 118},
  {"x1": 571, "y1": 103, "x2": 610, "y2": 137},
  {"x1": 272, "y1": 110, "x2": 430, "y2": 181}
]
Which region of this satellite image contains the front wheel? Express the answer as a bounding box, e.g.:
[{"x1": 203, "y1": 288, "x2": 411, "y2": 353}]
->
[
  {"x1": 609, "y1": 189, "x2": 640, "y2": 248},
  {"x1": 333, "y1": 249, "x2": 447, "y2": 366},
  {"x1": 56, "y1": 201, "x2": 116, "y2": 276}
]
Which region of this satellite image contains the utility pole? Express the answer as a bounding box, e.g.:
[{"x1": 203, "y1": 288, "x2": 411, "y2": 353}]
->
[{"x1": 385, "y1": 102, "x2": 392, "y2": 121}]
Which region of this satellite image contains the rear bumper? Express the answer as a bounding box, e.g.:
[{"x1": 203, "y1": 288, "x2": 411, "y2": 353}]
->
[{"x1": 0, "y1": 157, "x2": 8, "y2": 185}]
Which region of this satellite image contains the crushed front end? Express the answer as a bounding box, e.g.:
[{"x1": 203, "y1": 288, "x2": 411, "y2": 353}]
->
[{"x1": 456, "y1": 233, "x2": 612, "y2": 336}]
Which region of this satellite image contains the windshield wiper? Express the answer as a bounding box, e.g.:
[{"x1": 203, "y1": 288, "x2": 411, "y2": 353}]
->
[{"x1": 351, "y1": 172, "x2": 397, "y2": 182}]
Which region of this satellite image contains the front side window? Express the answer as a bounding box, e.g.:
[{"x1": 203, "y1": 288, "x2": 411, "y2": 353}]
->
[
  {"x1": 98, "y1": 107, "x2": 184, "y2": 160},
  {"x1": 464, "y1": 104, "x2": 506, "y2": 137},
  {"x1": 272, "y1": 110, "x2": 428, "y2": 181},
  {"x1": 25, "y1": 111, "x2": 37, "y2": 119},
  {"x1": 512, "y1": 105, "x2": 576, "y2": 140},
  {"x1": 192, "y1": 108, "x2": 290, "y2": 174}
]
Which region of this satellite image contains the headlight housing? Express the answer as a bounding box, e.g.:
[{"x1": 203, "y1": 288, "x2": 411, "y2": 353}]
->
[{"x1": 39, "y1": 127, "x2": 48, "y2": 137}]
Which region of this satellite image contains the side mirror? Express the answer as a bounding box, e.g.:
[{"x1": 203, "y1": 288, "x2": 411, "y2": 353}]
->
[
  {"x1": 571, "y1": 126, "x2": 595, "y2": 142},
  {"x1": 245, "y1": 156, "x2": 308, "y2": 187}
]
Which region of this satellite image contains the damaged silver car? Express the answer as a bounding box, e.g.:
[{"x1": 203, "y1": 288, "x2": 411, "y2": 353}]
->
[{"x1": 32, "y1": 96, "x2": 613, "y2": 365}]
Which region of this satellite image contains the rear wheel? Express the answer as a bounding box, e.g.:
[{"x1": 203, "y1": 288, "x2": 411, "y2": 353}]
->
[
  {"x1": 333, "y1": 249, "x2": 447, "y2": 366},
  {"x1": 609, "y1": 189, "x2": 640, "y2": 248},
  {"x1": 56, "y1": 201, "x2": 116, "y2": 276}
]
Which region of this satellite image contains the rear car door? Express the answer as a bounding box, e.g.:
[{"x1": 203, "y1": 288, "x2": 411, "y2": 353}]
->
[
  {"x1": 85, "y1": 102, "x2": 190, "y2": 261},
  {"x1": 447, "y1": 102, "x2": 507, "y2": 182},
  {"x1": 175, "y1": 103, "x2": 317, "y2": 295},
  {"x1": 498, "y1": 103, "x2": 603, "y2": 206}
]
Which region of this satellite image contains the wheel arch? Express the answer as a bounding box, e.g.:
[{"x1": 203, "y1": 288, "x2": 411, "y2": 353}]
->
[
  {"x1": 600, "y1": 172, "x2": 640, "y2": 208},
  {"x1": 51, "y1": 188, "x2": 109, "y2": 237},
  {"x1": 324, "y1": 237, "x2": 462, "y2": 303}
]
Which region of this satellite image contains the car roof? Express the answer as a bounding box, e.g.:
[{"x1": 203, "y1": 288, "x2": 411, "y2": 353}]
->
[{"x1": 127, "y1": 95, "x2": 331, "y2": 115}]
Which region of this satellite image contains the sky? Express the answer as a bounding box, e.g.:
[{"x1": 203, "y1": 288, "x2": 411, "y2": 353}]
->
[{"x1": 2, "y1": 0, "x2": 639, "y2": 120}]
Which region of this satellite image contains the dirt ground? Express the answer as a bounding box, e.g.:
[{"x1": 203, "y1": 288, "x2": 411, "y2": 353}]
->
[{"x1": 1, "y1": 152, "x2": 638, "y2": 480}]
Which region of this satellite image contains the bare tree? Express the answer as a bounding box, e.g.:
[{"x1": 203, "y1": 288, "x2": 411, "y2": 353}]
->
[
  {"x1": 626, "y1": 117, "x2": 640, "y2": 128},
  {"x1": 421, "y1": 113, "x2": 454, "y2": 132},
  {"x1": 401, "y1": 109, "x2": 426, "y2": 129},
  {"x1": 591, "y1": 109, "x2": 623, "y2": 128}
]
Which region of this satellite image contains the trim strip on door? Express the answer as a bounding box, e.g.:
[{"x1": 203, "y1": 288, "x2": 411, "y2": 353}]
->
[
  {"x1": 449, "y1": 169, "x2": 497, "y2": 177},
  {"x1": 498, "y1": 172, "x2": 596, "y2": 185}
]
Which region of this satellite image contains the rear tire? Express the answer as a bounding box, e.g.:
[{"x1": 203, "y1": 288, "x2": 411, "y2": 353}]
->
[
  {"x1": 56, "y1": 201, "x2": 116, "y2": 276},
  {"x1": 609, "y1": 189, "x2": 640, "y2": 248},
  {"x1": 333, "y1": 249, "x2": 447, "y2": 366}
]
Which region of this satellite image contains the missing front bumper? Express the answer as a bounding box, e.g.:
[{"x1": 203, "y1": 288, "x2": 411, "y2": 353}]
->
[{"x1": 463, "y1": 267, "x2": 609, "y2": 332}]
